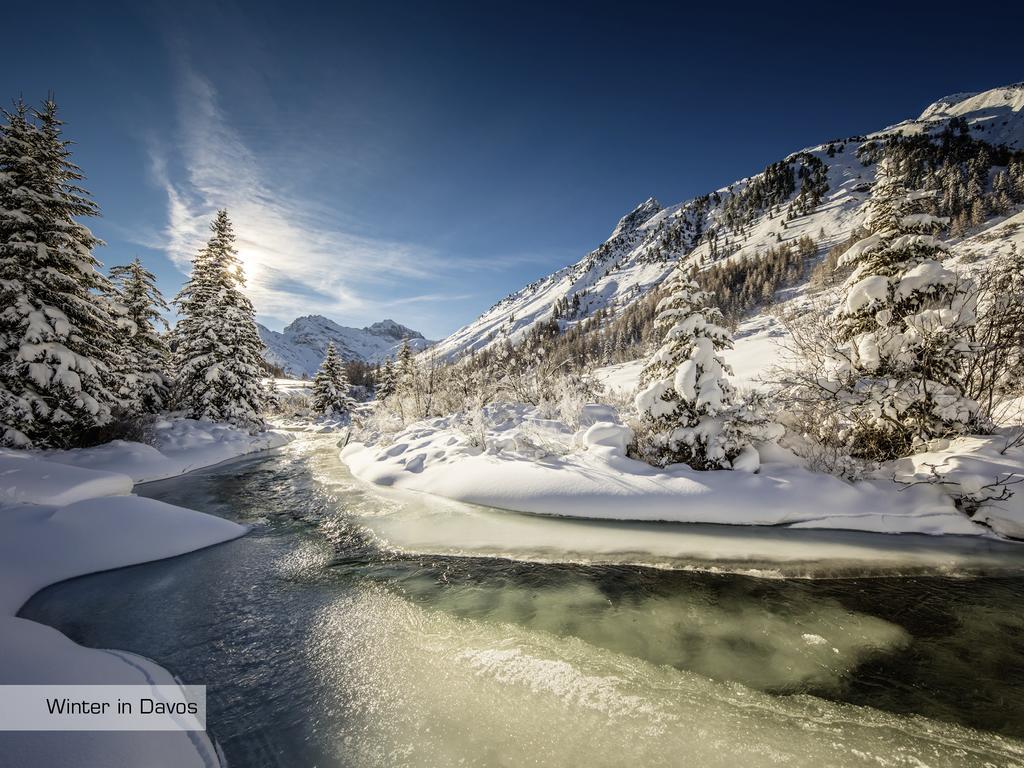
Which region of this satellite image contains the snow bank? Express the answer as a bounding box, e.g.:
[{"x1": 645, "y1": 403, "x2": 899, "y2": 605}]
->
[
  {"x1": 342, "y1": 405, "x2": 987, "y2": 537},
  {"x1": 0, "y1": 496, "x2": 244, "y2": 767},
  {"x1": 45, "y1": 417, "x2": 292, "y2": 483},
  {"x1": 890, "y1": 434, "x2": 1024, "y2": 539},
  {"x1": 0, "y1": 417, "x2": 286, "y2": 767},
  {"x1": 0, "y1": 450, "x2": 132, "y2": 506},
  {"x1": 0, "y1": 496, "x2": 245, "y2": 617}
]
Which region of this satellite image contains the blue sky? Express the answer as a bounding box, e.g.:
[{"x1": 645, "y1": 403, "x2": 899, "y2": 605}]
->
[{"x1": 4, "y1": 0, "x2": 1023, "y2": 338}]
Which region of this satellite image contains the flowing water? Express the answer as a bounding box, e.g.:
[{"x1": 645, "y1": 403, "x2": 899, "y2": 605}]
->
[{"x1": 20, "y1": 432, "x2": 1024, "y2": 767}]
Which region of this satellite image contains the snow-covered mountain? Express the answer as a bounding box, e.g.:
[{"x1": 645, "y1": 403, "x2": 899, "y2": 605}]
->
[
  {"x1": 433, "y1": 83, "x2": 1024, "y2": 361},
  {"x1": 259, "y1": 316, "x2": 433, "y2": 377},
  {"x1": 913, "y1": 86, "x2": 1024, "y2": 147}
]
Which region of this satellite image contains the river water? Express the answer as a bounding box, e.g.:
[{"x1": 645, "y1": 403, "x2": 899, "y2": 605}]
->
[{"x1": 20, "y1": 433, "x2": 1024, "y2": 767}]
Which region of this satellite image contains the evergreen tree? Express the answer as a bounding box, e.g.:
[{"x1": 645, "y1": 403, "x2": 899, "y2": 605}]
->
[
  {"x1": 173, "y1": 210, "x2": 266, "y2": 431},
  {"x1": 395, "y1": 339, "x2": 415, "y2": 391},
  {"x1": 828, "y1": 157, "x2": 977, "y2": 458},
  {"x1": 0, "y1": 97, "x2": 121, "y2": 448},
  {"x1": 262, "y1": 377, "x2": 281, "y2": 414},
  {"x1": 312, "y1": 342, "x2": 353, "y2": 415},
  {"x1": 375, "y1": 359, "x2": 397, "y2": 401},
  {"x1": 633, "y1": 266, "x2": 752, "y2": 469},
  {"x1": 108, "y1": 257, "x2": 170, "y2": 413}
]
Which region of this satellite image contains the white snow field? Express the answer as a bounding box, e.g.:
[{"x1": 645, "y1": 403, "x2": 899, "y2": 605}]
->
[
  {"x1": 0, "y1": 419, "x2": 289, "y2": 768},
  {"x1": 341, "y1": 404, "x2": 1024, "y2": 539},
  {"x1": 891, "y1": 436, "x2": 1024, "y2": 539},
  {"x1": 271, "y1": 377, "x2": 313, "y2": 395}
]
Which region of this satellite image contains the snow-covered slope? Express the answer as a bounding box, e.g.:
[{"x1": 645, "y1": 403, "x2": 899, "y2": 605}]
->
[
  {"x1": 913, "y1": 84, "x2": 1024, "y2": 148},
  {"x1": 590, "y1": 207, "x2": 1024, "y2": 397},
  {"x1": 259, "y1": 316, "x2": 434, "y2": 376},
  {"x1": 433, "y1": 83, "x2": 1024, "y2": 361}
]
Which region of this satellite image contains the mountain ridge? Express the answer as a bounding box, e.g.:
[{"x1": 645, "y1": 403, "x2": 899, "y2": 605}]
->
[
  {"x1": 430, "y1": 82, "x2": 1024, "y2": 361},
  {"x1": 259, "y1": 315, "x2": 433, "y2": 377}
]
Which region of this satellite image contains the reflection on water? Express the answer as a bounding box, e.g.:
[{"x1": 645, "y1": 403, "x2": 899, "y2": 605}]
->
[{"x1": 19, "y1": 433, "x2": 1024, "y2": 767}]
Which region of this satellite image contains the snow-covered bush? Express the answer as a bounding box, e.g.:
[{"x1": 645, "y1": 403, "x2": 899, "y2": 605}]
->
[
  {"x1": 963, "y1": 244, "x2": 1024, "y2": 415},
  {"x1": 355, "y1": 336, "x2": 611, "y2": 457},
  {"x1": 771, "y1": 386, "x2": 871, "y2": 481},
  {"x1": 535, "y1": 370, "x2": 605, "y2": 430},
  {"x1": 268, "y1": 389, "x2": 313, "y2": 419},
  {"x1": 488, "y1": 340, "x2": 572, "y2": 407},
  {"x1": 351, "y1": 399, "x2": 407, "y2": 447},
  {"x1": 490, "y1": 408, "x2": 576, "y2": 458},
  {"x1": 772, "y1": 298, "x2": 875, "y2": 476},
  {"x1": 632, "y1": 266, "x2": 761, "y2": 470}
]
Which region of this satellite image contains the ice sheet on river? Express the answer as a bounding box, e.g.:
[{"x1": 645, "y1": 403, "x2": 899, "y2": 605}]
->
[
  {"x1": 304, "y1": 583, "x2": 1024, "y2": 767},
  {"x1": 321, "y1": 462, "x2": 1024, "y2": 578}
]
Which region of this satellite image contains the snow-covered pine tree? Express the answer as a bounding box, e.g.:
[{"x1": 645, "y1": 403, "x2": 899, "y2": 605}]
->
[
  {"x1": 312, "y1": 342, "x2": 353, "y2": 416},
  {"x1": 108, "y1": 257, "x2": 170, "y2": 413},
  {"x1": 173, "y1": 210, "x2": 267, "y2": 431},
  {"x1": 828, "y1": 157, "x2": 977, "y2": 459},
  {"x1": 633, "y1": 266, "x2": 754, "y2": 470},
  {"x1": 262, "y1": 377, "x2": 281, "y2": 414},
  {"x1": 395, "y1": 339, "x2": 414, "y2": 392},
  {"x1": 375, "y1": 359, "x2": 396, "y2": 401},
  {"x1": 0, "y1": 97, "x2": 122, "y2": 448}
]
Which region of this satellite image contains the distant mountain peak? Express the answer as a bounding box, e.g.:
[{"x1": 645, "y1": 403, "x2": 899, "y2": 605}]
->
[
  {"x1": 259, "y1": 316, "x2": 433, "y2": 376},
  {"x1": 282, "y1": 314, "x2": 337, "y2": 333},
  {"x1": 610, "y1": 197, "x2": 663, "y2": 239},
  {"x1": 365, "y1": 319, "x2": 424, "y2": 340}
]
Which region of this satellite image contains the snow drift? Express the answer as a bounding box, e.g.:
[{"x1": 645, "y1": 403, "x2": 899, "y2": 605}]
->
[
  {"x1": 0, "y1": 417, "x2": 290, "y2": 768},
  {"x1": 341, "y1": 404, "x2": 1008, "y2": 537}
]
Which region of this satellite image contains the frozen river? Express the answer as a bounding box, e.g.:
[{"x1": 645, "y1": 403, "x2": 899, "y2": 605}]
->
[{"x1": 21, "y1": 432, "x2": 1024, "y2": 767}]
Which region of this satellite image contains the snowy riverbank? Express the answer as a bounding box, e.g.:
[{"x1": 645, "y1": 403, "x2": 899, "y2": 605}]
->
[
  {"x1": 0, "y1": 419, "x2": 290, "y2": 768},
  {"x1": 42, "y1": 417, "x2": 293, "y2": 483},
  {"x1": 341, "y1": 404, "x2": 1024, "y2": 539}
]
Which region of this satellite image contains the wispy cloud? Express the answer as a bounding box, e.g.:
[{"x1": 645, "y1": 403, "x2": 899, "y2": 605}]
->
[
  {"x1": 378, "y1": 291, "x2": 478, "y2": 307},
  {"x1": 150, "y1": 65, "x2": 445, "y2": 326}
]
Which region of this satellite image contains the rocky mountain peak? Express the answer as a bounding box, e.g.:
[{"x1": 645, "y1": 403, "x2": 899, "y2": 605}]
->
[{"x1": 610, "y1": 197, "x2": 663, "y2": 239}]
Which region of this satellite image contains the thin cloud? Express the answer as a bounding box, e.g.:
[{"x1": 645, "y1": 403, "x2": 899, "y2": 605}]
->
[
  {"x1": 379, "y1": 292, "x2": 478, "y2": 306},
  {"x1": 151, "y1": 64, "x2": 446, "y2": 324}
]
